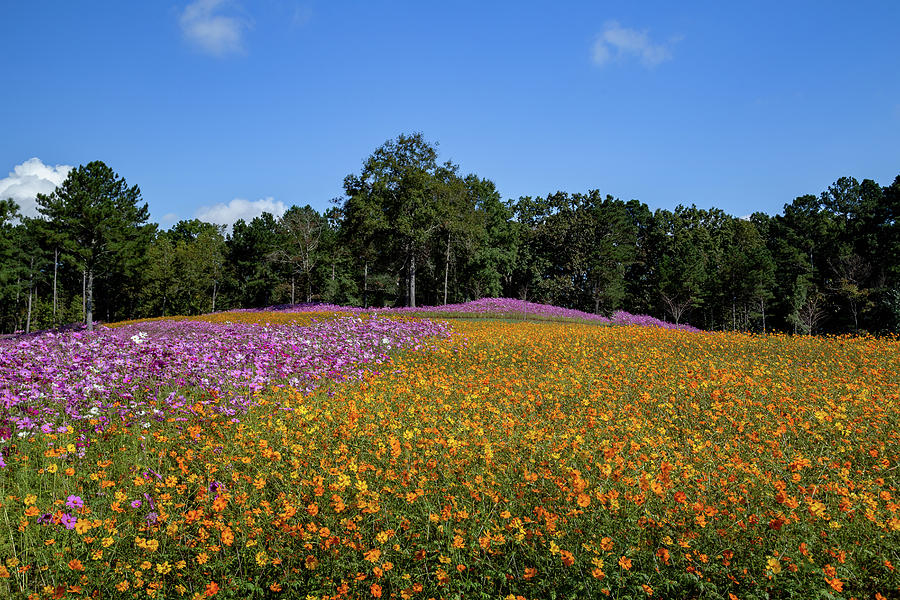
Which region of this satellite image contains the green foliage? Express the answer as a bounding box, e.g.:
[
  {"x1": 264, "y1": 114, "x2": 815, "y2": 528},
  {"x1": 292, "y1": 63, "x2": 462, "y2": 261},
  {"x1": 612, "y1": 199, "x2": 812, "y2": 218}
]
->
[
  {"x1": 1, "y1": 145, "x2": 898, "y2": 334},
  {"x1": 35, "y1": 161, "x2": 154, "y2": 329}
]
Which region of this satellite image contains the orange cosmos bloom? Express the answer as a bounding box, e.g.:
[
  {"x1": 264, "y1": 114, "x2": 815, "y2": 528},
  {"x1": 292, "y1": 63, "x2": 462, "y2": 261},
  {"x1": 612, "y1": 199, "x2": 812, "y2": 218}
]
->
[
  {"x1": 523, "y1": 567, "x2": 537, "y2": 579},
  {"x1": 364, "y1": 548, "x2": 381, "y2": 562},
  {"x1": 68, "y1": 559, "x2": 84, "y2": 571},
  {"x1": 370, "y1": 583, "x2": 383, "y2": 598},
  {"x1": 204, "y1": 581, "x2": 219, "y2": 596},
  {"x1": 618, "y1": 556, "x2": 632, "y2": 570}
]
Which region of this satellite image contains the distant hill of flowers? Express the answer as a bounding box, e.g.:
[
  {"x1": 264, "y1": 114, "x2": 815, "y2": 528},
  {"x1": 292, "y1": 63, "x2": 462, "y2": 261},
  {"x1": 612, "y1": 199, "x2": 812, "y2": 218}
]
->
[{"x1": 246, "y1": 297, "x2": 700, "y2": 332}]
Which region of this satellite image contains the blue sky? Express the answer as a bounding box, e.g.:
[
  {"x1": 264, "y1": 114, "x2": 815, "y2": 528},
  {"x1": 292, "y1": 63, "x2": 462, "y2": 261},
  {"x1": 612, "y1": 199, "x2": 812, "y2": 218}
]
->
[{"x1": 2, "y1": 1, "x2": 898, "y2": 228}]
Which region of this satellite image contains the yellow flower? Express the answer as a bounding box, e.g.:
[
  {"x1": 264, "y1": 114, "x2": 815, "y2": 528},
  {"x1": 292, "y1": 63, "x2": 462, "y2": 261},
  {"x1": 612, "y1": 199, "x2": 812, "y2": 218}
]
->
[
  {"x1": 75, "y1": 519, "x2": 91, "y2": 535},
  {"x1": 23, "y1": 494, "x2": 36, "y2": 506}
]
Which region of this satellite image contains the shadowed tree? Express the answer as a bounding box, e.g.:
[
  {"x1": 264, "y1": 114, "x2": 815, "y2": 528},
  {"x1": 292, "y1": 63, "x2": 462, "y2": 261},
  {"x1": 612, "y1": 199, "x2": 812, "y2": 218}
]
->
[
  {"x1": 342, "y1": 133, "x2": 443, "y2": 307},
  {"x1": 36, "y1": 161, "x2": 153, "y2": 331}
]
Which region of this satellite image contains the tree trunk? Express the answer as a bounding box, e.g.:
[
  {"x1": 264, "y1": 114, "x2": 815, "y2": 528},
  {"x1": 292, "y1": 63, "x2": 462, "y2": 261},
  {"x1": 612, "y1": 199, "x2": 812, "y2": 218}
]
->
[
  {"x1": 212, "y1": 281, "x2": 217, "y2": 313},
  {"x1": 760, "y1": 298, "x2": 766, "y2": 334},
  {"x1": 409, "y1": 250, "x2": 417, "y2": 308},
  {"x1": 82, "y1": 270, "x2": 86, "y2": 322},
  {"x1": 443, "y1": 232, "x2": 450, "y2": 305},
  {"x1": 53, "y1": 248, "x2": 58, "y2": 325},
  {"x1": 363, "y1": 262, "x2": 368, "y2": 308},
  {"x1": 291, "y1": 275, "x2": 295, "y2": 305},
  {"x1": 86, "y1": 269, "x2": 94, "y2": 332},
  {"x1": 26, "y1": 285, "x2": 33, "y2": 335}
]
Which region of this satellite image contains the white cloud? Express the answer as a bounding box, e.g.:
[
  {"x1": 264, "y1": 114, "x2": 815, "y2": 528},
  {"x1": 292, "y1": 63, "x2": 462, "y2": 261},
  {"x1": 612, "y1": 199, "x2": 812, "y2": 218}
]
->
[
  {"x1": 160, "y1": 212, "x2": 179, "y2": 225},
  {"x1": 592, "y1": 21, "x2": 675, "y2": 68},
  {"x1": 196, "y1": 197, "x2": 286, "y2": 232},
  {"x1": 180, "y1": 0, "x2": 248, "y2": 57},
  {"x1": 0, "y1": 158, "x2": 72, "y2": 218}
]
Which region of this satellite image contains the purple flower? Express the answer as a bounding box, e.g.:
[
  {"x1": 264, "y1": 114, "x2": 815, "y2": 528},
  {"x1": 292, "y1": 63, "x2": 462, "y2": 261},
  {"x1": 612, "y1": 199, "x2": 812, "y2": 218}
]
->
[
  {"x1": 65, "y1": 495, "x2": 84, "y2": 510},
  {"x1": 131, "y1": 499, "x2": 142, "y2": 509},
  {"x1": 60, "y1": 513, "x2": 77, "y2": 530}
]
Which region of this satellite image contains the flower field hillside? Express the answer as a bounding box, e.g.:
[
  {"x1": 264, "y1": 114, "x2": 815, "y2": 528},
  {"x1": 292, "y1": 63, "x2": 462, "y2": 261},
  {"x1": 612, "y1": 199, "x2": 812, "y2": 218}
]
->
[{"x1": 1, "y1": 308, "x2": 898, "y2": 599}]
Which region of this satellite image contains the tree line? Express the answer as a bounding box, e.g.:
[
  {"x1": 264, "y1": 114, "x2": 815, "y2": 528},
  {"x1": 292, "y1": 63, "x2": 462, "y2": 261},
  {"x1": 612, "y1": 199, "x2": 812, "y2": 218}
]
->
[{"x1": 2, "y1": 133, "x2": 898, "y2": 335}]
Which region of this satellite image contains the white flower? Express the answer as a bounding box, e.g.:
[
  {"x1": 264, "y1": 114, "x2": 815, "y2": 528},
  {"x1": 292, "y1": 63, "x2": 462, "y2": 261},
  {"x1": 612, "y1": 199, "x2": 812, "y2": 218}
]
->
[{"x1": 131, "y1": 332, "x2": 149, "y2": 344}]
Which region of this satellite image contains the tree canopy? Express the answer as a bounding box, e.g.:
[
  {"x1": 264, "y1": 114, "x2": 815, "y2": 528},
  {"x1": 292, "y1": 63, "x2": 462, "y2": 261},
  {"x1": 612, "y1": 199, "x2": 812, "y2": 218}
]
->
[{"x1": 2, "y1": 142, "x2": 898, "y2": 335}]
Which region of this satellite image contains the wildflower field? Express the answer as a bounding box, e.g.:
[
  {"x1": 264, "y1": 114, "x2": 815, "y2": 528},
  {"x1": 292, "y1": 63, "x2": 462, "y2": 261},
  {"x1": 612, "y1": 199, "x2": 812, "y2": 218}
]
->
[{"x1": 1, "y1": 302, "x2": 898, "y2": 599}]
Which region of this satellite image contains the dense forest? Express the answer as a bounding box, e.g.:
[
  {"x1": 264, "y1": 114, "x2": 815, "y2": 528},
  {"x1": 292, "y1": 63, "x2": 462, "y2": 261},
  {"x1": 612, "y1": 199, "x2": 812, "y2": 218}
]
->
[{"x1": 1, "y1": 133, "x2": 898, "y2": 335}]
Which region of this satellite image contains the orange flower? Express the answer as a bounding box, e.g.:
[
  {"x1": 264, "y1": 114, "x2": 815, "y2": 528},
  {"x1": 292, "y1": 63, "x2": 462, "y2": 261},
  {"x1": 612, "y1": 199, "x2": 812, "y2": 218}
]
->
[
  {"x1": 212, "y1": 496, "x2": 227, "y2": 512},
  {"x1": 576, "y1": 493, "x2": 591, "y2": 507},
  {"x1": 826, "y1": 577, "x2": 843, "y2": 592},
  {"x1": 642, "y1": 584, "x2": 653, "y2": 596},
  {"x1": 364, "y1": 548, "x2": 381, "y2": 562},
  {"x1": 600, "y1": 537, "x2": 613, "y2": 551},
  {"x1": 560, "y1": 550, "x2": 575, "y2": 567},
  {"x1": 221, "y1": 527, "x2": 234, "y2": 546},
  {"x1": 185, "y1": 509, "x2": 203, "y2": 523},
  {"x1": 523, "y1": 567, "x2": 537, "y2": 580},
  {"x1": 269, "y1": 583, "x2": 282, "y2": 592},
  {"x1": 68, "y1": 559, "x2": 84, "y2": 571},
  {"x1": 618, "y1": 556, "x2": 632, "y2": 570},
  {"x1": 204, "y1": 581, "x2": 219, "y2": 597},
  {"x1": 370, "y1": 583, "x2": 383, "y2": 598}
]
